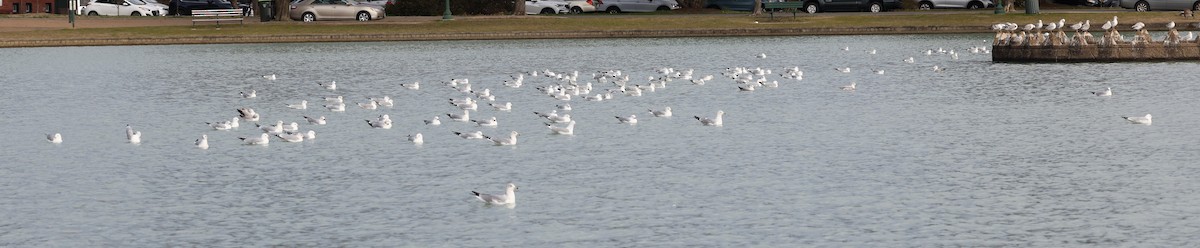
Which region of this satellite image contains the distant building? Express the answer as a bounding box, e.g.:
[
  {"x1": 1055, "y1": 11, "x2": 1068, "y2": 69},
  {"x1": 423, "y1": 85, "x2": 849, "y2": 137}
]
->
[{"x1": 4, "y1": 0, "x2": 70, "y2": 14}]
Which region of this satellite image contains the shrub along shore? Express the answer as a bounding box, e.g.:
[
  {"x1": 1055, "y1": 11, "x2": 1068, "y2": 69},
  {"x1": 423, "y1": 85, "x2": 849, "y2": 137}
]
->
[{"x1": 0, "y1": 12, "x2": 1187, "y2": 48}]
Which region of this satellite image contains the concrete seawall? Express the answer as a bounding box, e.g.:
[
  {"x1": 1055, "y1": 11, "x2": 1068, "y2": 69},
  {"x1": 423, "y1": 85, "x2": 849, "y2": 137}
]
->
[
  {"x1": 0, "y1": 26, "x2": 989, "y2": 48},
  {"x1": 993, "y1": 43, "x2": 1200, "y2": 62}
]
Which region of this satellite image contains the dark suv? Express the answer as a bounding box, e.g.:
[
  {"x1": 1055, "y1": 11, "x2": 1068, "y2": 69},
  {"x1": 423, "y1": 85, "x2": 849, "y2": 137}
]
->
[{"x1": 168, "y1": 0, "x2": 234, "y2": 15}]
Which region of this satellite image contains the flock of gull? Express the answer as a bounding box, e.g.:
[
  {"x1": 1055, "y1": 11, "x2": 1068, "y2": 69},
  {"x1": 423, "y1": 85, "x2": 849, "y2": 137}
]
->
[
  {"x1": 994, "y1": 16, "x2": 1198, "y2": 46},
  {"x1": 39, "y1": 40, "x2": 1153, "y2": 205}
]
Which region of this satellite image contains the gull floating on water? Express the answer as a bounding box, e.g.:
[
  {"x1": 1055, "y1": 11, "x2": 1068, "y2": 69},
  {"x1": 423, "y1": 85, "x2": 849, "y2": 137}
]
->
[
  {"x1": 275, "y1": 132, "x2": 305, "y2": 142},
  {"x1": 240, "y1": 90, "x2": 256, "y2": 99},
  {"x1": 208, "y1": 118, "x2": 237, "y2": 130},
  {"x1": 286, "y1": 100, "x2": 307, "y2": 110},
  {"x1": 547, "y1": 121, "x2": 575, "y2": 135},
  {"x1": 1092, "y1": 87, "x2": 1113, "y2": 96},
  {"x1": 126, "y1": 124, "x2": 142, "y2": 144},
  {"x1": 319, "y1": 81, "x2": 337, "y2": 90},
  {"x1": 325, "y1": 103, "x2": 346, "y2": 112},
  {"x1": 370, "y1": 96, "x2": 394, "y2": 107},
  {"x1": 873, "y1": 69, "x2": 885, "y2": 75},
  {"x1": 484, "y1": 131, "x2": 520, "y2": 146},
  {"x1": 472, "y1": 183, "x2": 517, "y2": 205},
  {"x1": 1122, "y1": 114, "x2": 1152, "y2": 125},
  {"x1": 756, "y1": 53, "x2": 767, "y2": 59},
  {"x1": 47, "y1": 133, "x2": 62, "y2": 144},
  {"x1": 616, "y1": 114, "x2": 638, "y2": 124},
  {"x1": 472, "y1": 117, "x2": 499, "y2": 127},
  {"x1": 195, "y1": 134, "x2": 208, "y2": 149},
  {"x1": 490, "y1": 102, "x2": 512, "y2": 112},
  {"x1": 237, "y1": 108, "x2": 260, "y2": 122},
  {"x1": 424, "y1": 116, "x2": 442, "y2": 126},
  {"x1": 304, "y1": 115, "x2": 327, "y2": 125},
  {"x1": 408, "y1": 133, "x2": 424, "y2": 144},
  {"x1": 358, "y1": 100, "x2": 378, "y2": 110},
  {"x1": 262, "y1": 74, "x2": 276, "y2": 80},
  {"x1": 840, "y1": 82, "x2": 857, "y2": 91},
  {"x1": 547, "y1": 114, "x2": 572, "y2": 123},
  {"x1": 240, "y1": 133, "x2": 270, "y2": 145},
  {"x1": 556, "y1": 104, "x2": 572, "y2": 111},
  {"x1": 649, "y1": 107, "x2": 672, "y2": 117},
  {"x1": 324, "y1": 95, "x2": 344, "y2": 103},
  {"x1": 401, "y1": 82, "x2": 420, "y2": 90},
  {"x1": 904, "y1": 57, "x2": 915, "y2": 63},
  {"x1": 455, "y1": 131, "x2": 484, "y2": 139},
  {"x1": 695, "y1": 110, "x2": 725, "y2": 126},
  {"x1": 835, "y1": 67, "x2": 851, "y2": 73},
  {"x1": 447, "y1": 109, "x2": 470, "y2": 122},
  {"x1": 367, "y1": 115, "x2": 393, "y2": 129}
]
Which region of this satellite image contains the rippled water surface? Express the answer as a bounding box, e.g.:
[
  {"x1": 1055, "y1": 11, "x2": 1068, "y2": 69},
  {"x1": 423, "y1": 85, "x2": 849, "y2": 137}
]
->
[{"x1": 3, "y1": 35, "x2": 1200, "y2": 246}]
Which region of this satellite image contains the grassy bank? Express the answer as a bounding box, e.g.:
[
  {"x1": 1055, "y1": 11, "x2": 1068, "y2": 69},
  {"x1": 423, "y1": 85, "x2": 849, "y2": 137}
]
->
[{"x1": 0, "y1": 11, "x2": 1188, "y2": 45}]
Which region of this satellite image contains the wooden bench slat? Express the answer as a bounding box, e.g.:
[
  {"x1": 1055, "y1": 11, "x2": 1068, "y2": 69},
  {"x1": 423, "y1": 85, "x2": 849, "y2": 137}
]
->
[{"x1": 191, "y1": 9, "x2": 245, "y2": 28}]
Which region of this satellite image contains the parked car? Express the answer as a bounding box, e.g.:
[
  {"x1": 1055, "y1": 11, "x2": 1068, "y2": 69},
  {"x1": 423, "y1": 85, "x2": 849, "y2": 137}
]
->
[
  {"x1": 289, "y1": 0, "x2": 385, "y2": 22},
  {"x1": 916, "y1": 0, "x2": 994, "y2": 9},
  {"x1": 168, "y1": 0, "x2": 234, "y2": 15},
  {"x1": 797, "y1": 0, "x2": 902, "y2": 13},
  {"x1": 704, "y1": 0, "x2": 755, "y2": 11},
  {"x1": 526, "y1": 0, "x2": 569, "y2": 14},
  {"x1": 83, "y1": 0, "x2": 166, "y2": 16},
  {"x1": 1119, "y1": 0, "x2": 1197, "y2": 11},
  {"x1": 566, "y1": 0, "x2": 597, "y2": 13},
  {"x1": 141, "y1": 0, "x2": 171, "y2": 10},
  {"x1": 596, "y1": 0, "x2": 680, "y2": 13}
]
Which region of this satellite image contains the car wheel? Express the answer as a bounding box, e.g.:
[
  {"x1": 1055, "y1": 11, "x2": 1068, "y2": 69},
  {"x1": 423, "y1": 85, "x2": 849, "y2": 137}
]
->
[
  {"x1": 540, "y1": 8, "x2": 555, "y2": 14},
  {"x1": 918, "y1": 1, "x2": 933, "y2": 10},
  {"x1": 804, "y1": 2, "x2": 818, "y2": 13},
  {"x1": 656, "y1": 6, "x2": 669, "y2": 11},
  {"x1": 606, "y1": 6, "x2": 620, "y2": 13},
  {"x1": 1193, "y1": 1, "x2": 1199, "y2": 11},
  {"x1": 1135, "y1": 0, "x2": 1148, "y2": 11},
  {"x1": 967, "y1": 1, "x2": 983, "y2": 9},
  {"x1": 869, "y1": 1, "x2": 882, "y2": 12},
  {"x1": 131, "y1": 12, "x2": 142, "y2": 16},
  {"x1": 87, "y1": 11, "x2": 99, "y2": 16},
  {"x1": 302, "y1": 12, "x2": 315, "y2": 22},
  {"x1": 570, "y1": 6, "x2": 583, "y2": 14},
  {"x1": 356, "y1": 11, "x2": 370, "y2": 21}
]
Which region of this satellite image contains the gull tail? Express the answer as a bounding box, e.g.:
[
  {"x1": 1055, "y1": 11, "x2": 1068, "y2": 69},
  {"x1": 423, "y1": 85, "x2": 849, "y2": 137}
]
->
[{"x1": 472, "y1": 191, "x2": 481, "y2": 196}]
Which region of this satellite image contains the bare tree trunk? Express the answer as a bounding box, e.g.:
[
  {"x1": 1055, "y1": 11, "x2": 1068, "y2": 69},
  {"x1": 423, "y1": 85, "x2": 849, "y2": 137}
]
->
[
  {"x1": 275, "y1": 0, "x2": 290, "y2": 21},
  {"x1": 751, "y1": 0, "x2": 762, "y2": 16},
  {"x1": 515, "y1": 0, "x2": 525, "y2": 15}
]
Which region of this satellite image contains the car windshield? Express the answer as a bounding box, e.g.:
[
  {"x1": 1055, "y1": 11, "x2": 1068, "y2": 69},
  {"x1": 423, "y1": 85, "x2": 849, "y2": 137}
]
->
[{"x1": 126, "y1": 0, "x2": 147, "y2": 4}]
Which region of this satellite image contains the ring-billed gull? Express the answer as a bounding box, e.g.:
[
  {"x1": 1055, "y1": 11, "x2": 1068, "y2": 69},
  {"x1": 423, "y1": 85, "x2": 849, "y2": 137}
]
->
[
  {"x1": 324, "y1": 95, "x2": 344, "y2": 103},
  {"x1": 196, "y1": 134, "x2": 208, "y2": 149},
  {"x1": 484, "y1": 131, "x2": 519, "y2": 146},
  {"x1": 454, "y1": 131, "x2": 484, "y2": 139},
  {"x1": 616, "y1": 115, "x2": 637, "y2": 124},
  {"x1": 402, "y1": 82, "x2": 420, "y2": 90},
  {"x1": 126, "y1": 124, "x2": 142, "y2": 144},
  {"x1": 649, "y1": 107, "x2": 672, "y2": 117},
  {"x1": 489, "y1": 102, "x2": 512, "y2": 112},
  {"x1": 408, "y1": 133, "x2": 424, "y2": 144},
  {"x1": 240, "y1": 90, "x2": 256, "y2": 99},
  {"x1": 367, "y1": 115, "x2": 393, "y2": 129},
  {"x1": 262, "y1": 74, "x2": 276, "y2": 80},
  {"x1": 286, "y1": 100, "x2": 307, "y2": 110},
  {"x1": 240, "y1": 133, "x2": 270, "y2": 145},
  {"x1": 472, "y1": 117, "x2": 499, "y2": 127},
  {"x1": 275, "y1": 132, "x2": 304, "y2": 142},
  {"x1": 840, "y1": 82, "x2": 856, "y2": 91},
  {"x1": 237, "y1": 108, "x2": 260, "y2": 122},
  {"x1": 424, "y1": 116, "x2": 442, "y2": 126},
  {"x1": 1122, "y1": 114, "x2": 1152, "y2": 125},
  {"x1": 47, "y1": 133, "x2": 62, "y2": 144},
  {"x1": 447, "y1": 110, "x2": 470, "y2": 122},
  {"x1": 319, "y1": 81, "x2": 336, "y2": 90},
  {"x1": 1092, "y1": 87, "x2": 1113, "y2": 96},
  {"x1": 304, "y1": 115, "x2": 327, "y2": 125},
  {"x1": 472, "y1": 183, "x2": 517, "y2": 205},
  {"x1": 547, "y1": 121, "x2": 575, "y2": 135},
  {"x1": 695, "y1": 110, "x2": 724, "y2": 126},
  {"x1": 547, "y1": 114, "x2": 572, "y2": 123}
]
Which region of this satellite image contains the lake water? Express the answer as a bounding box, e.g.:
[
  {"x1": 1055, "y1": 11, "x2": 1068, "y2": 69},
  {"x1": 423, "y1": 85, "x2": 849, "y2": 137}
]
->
[{"x1": 2, "y1": 35, "x2": 1200, "y2": 246}]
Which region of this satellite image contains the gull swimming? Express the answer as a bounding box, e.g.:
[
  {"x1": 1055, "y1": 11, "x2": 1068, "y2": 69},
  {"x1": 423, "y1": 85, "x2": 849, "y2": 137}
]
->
[
  {"x1": 401, "y1": 82, "x2": 420, "y2": 90},
  {"x1": 281, "y1": 122, "x2": 299, "y2": 132},
  {"x1": 262, "y1": 74, "x2": 276, "y2": 80},
  {"x1": 302, "y1": 130, "x2": 316, "y2": 140},
  {"x1": 904, "y1": 57, "x2": 915, "y2": 63},
  {"x1": 237, "y1": 108, "x2": 260, "y2": 122},
  {"x1": 547, "y1": 121, "x2": 575, "y2": 135},
  {"x1": 454, "y1": 131, "x2": 484, "y2": 139},
  {"x1": 472, "y1": 117, "x2": 499, "y2": 127},
  {"x1": 286, "y1": 100, "x2": 307, "y2": 110},
  {"x1": 840, "y1": 82, "x2": 857, "y2": 91},
  {"x1": 319, "y1": 81, "x2": 336, "y2": 90},
  {"x1": 126, "y1": 124, "x2": 142, "y2": 144},
  {"x1": 358, "y1": 100, "x2": 378, "y2": 110},
  {"x1": 489, "y1": 102, "x2": 512, "y2": 112},
  {"x1": 424, "y1": 116, "x2": 442, "y2": 125},
  {"x1": 546, "y1": 114, "x2": 572, "y2": 123},
  {"x1": 835, "y1": 67, "x2": 851, "y2": 73},
  {"x1": 240, "y1": 133, "x2": 270, "y2": 145},
  {"x1": 616, "y1": 114, "x2": 638, "y2": 124},
  {"x1": 556, "y1": 104, "x2": 572, "y2": 111},
  {"x1": 367, "y1": 115, "x2": 393, "y2": 129},
  {"x1": 1122, "y1": 114, "x2": 1152, "y2": 125},
  {"x1": 484, "y1": 131, "x2": 520, "y2": 146},
  {"x1": 324, "y1": 95, "x2": 344, "y2": 103},
  {"x1": 304, "y1": 115, "x2": 327, "y2": 125},
  {"x1": 408, "y1": 133, "x2": 424, "y2": 144},
  {"x1": 756, "y1": 53, "x2": 767, "y2": 59},
  {"x1": 325, "y1": 103, "x2": 346, "y2": 112},
  {"x1": 47, "y1": 133, "x2": 62, "y2": 144},
  {"x1": 447, "y1": 109, "x2": 470, "y2": 122},
  {"x1": 695, "y1": 110, "x2": 724, "y2": 126},
  {"x1": 649, "y1": 107, "x2": 672, "y2": 117},
  {"x1": 370, "y1": 96, "x2": 394, "y2": 107},
  {"x1": 275, "y1": 132, "x2": 305, "y2": 142},
  {"x1": 195, "y1": 134, "x2": 208, "y2": 149},
  {"x1": 240, "y1": 90, "x2": 257, "y2": 99},
  {"x1": 207, "y1": 119, "x2": 236, "y2": 130},
  {"x1": 1092, "y1": 87, "x2": 1113, "y2": 96},
  {"x1": 472, "y1": 183, "x2": 517, "y2": 205}
]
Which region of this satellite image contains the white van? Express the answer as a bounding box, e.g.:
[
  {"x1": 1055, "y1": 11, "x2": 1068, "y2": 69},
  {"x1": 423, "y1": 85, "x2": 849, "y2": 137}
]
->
[{"x1": 596, "y1": 0, "x2": 680, "y2": 13}]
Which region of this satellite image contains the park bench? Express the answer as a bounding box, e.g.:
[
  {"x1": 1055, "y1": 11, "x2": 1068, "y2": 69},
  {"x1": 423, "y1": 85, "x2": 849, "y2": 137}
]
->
[
  {"x1": 192, "y1": 9, "x2": 244, "y2": 29},
  {"x1": 762, "y1": 1, "x2": 804, "y2": 20}
]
